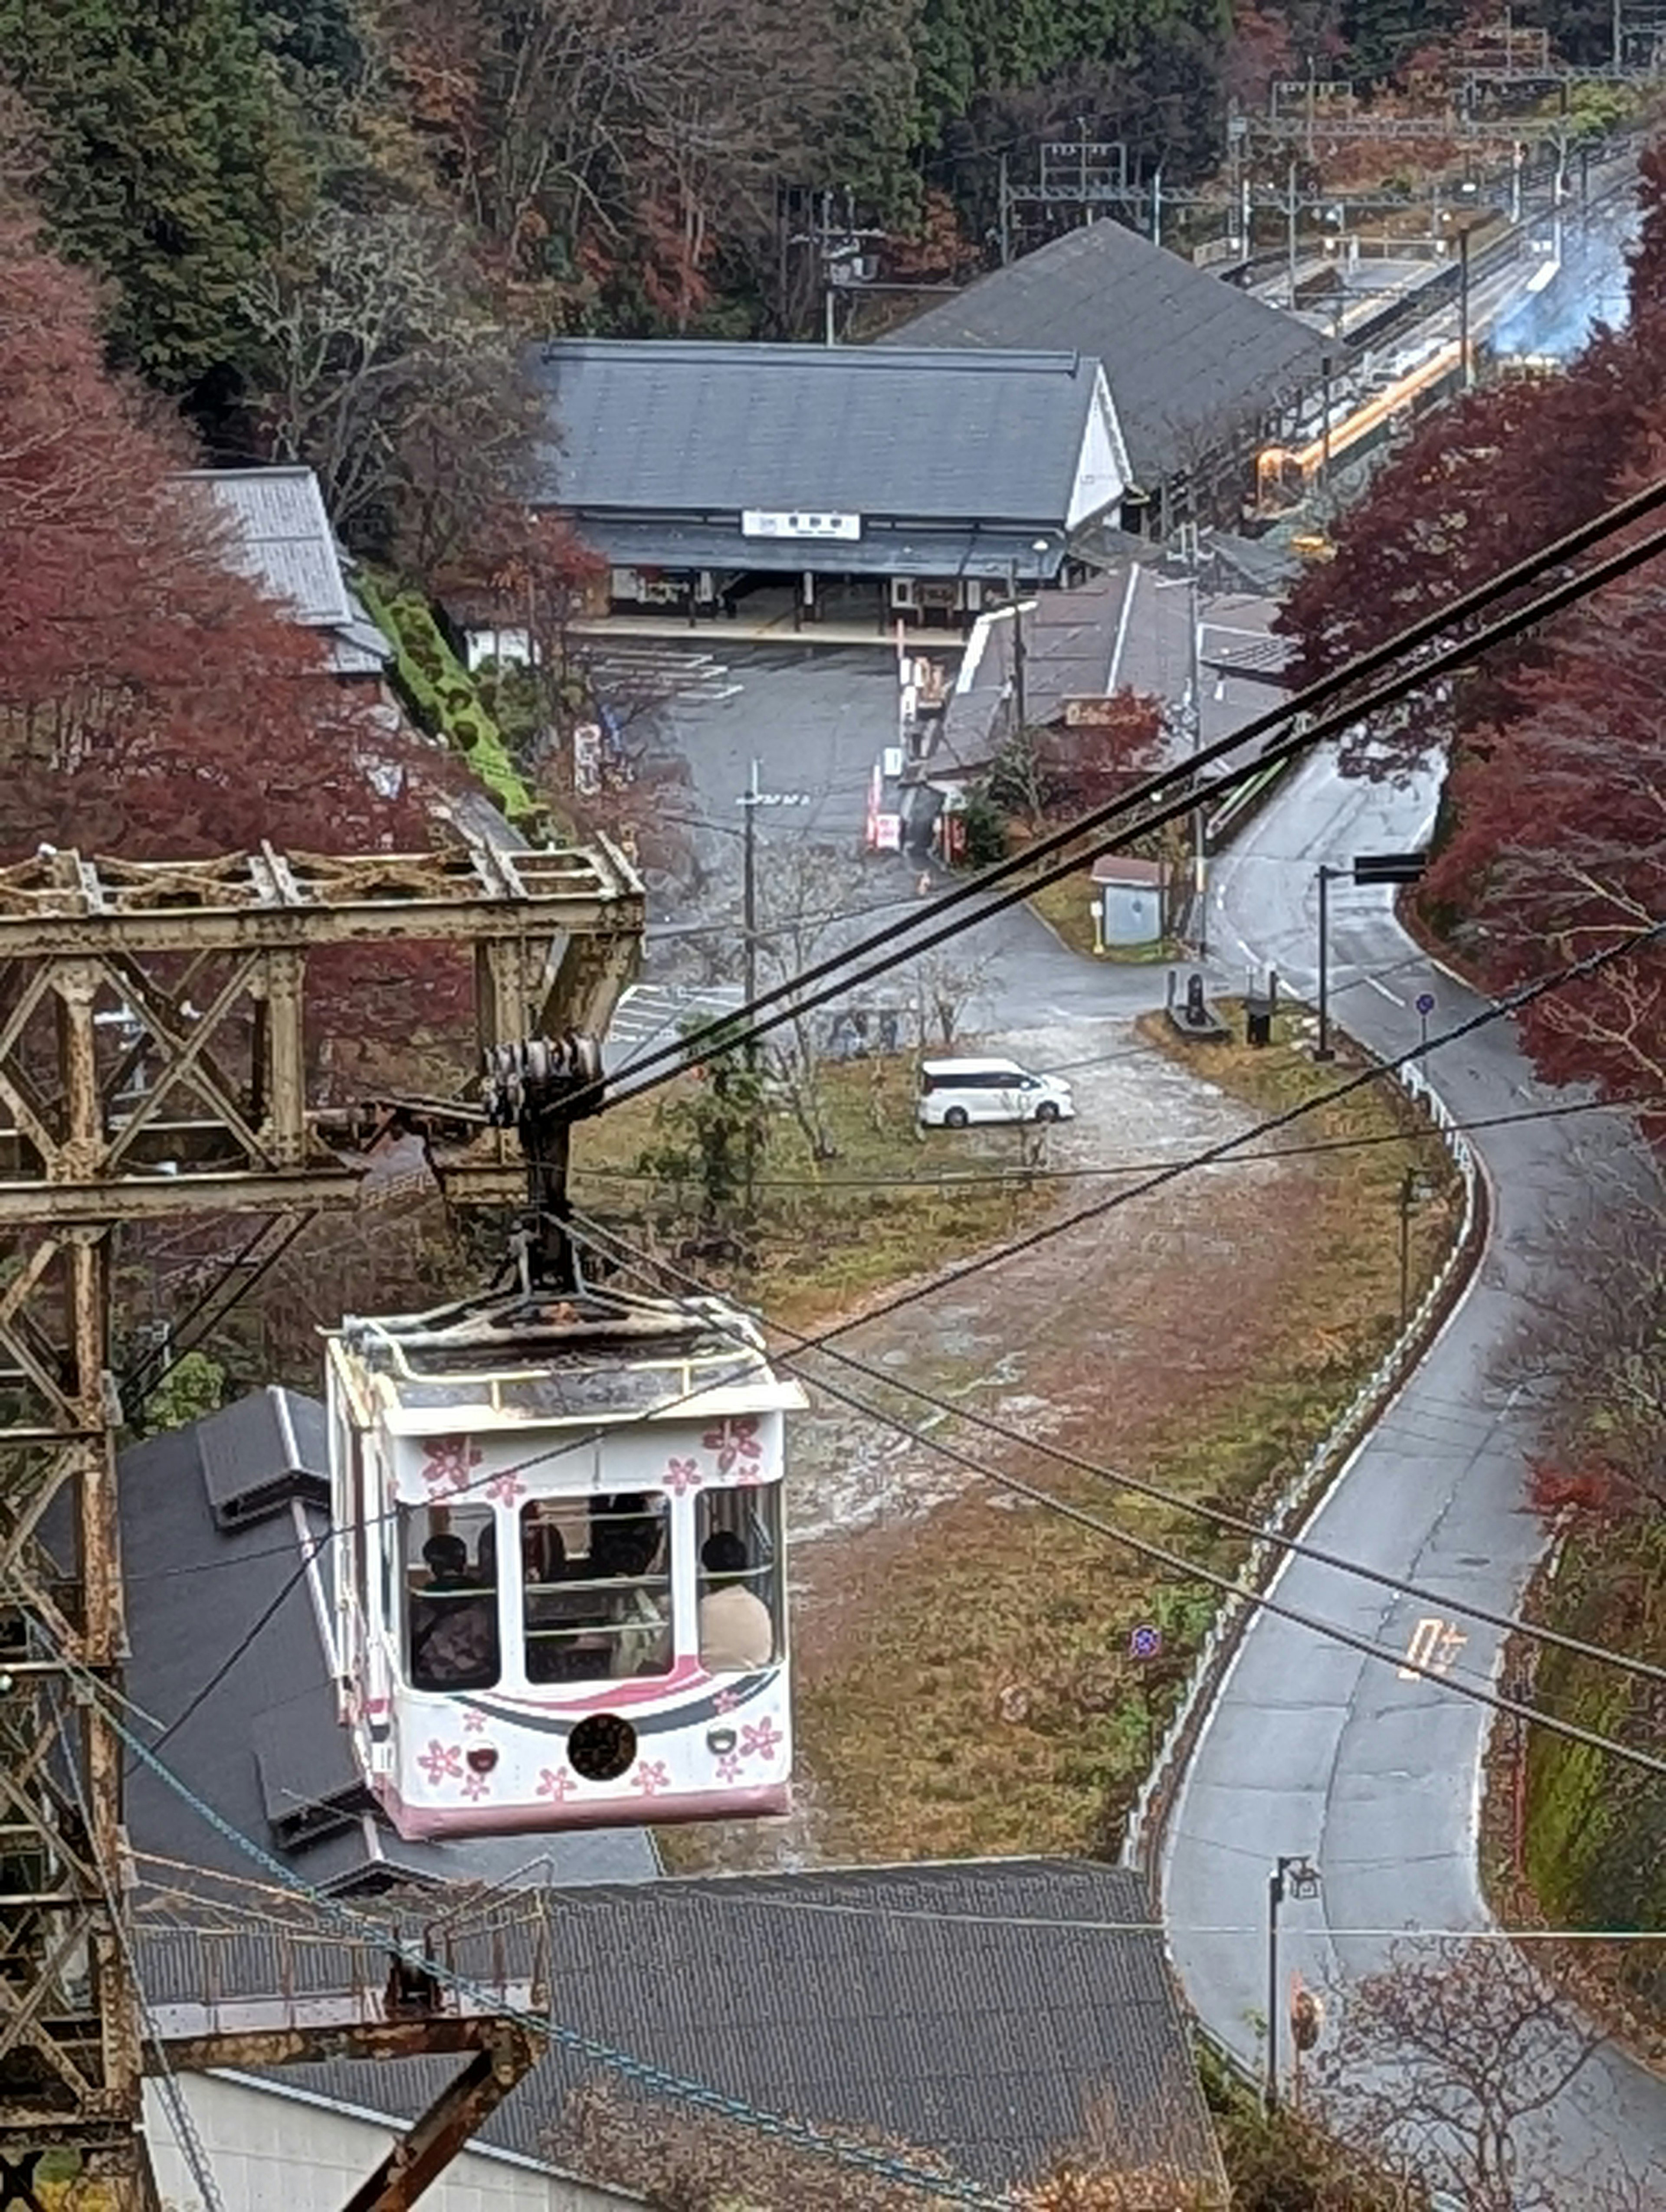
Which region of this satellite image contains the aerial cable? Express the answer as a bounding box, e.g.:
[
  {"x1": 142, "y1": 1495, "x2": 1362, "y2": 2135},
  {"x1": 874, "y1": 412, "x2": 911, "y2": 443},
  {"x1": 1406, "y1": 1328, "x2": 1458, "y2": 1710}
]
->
[
  {"x1": 572, "y1": 1215, "x2": 1666, "y2": 1777},
  {"x1": 570, "y1": 1202, "x2": 1666, "y2": 1704},
  {"x1": 571, "y1": 1090, "x2": 1661, "y2": 1193},
  {"x1": 601, "y1": 508, "x2": 1666, "y2": 1113},
  {"x1": 728, "y1": 915, "x2": 1666, "y2": 1350},
  {"x1": 83, "y1": 1682, "x2": 1012, "y2": 2212},
  {"x1": 137, "y1": 931, "x2": 1664, "y2": 1732},
  {"x1": 588, "y1": 473, "x2": 1666, "y2": 1114}
]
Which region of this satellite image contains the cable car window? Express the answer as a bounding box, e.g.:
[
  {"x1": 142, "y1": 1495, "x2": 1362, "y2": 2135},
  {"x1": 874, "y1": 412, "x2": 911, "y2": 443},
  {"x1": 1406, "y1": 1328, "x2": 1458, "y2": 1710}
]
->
[
  {"x1": 521, "y1": 1494, "x2": 672, "y2": 1685},
  {"x1": 403, "y1": 1503, "x2": 500, "y2": 1691},
  {"x1": 695, "y1": 1486, "x2": 781, "y2": 1672}
]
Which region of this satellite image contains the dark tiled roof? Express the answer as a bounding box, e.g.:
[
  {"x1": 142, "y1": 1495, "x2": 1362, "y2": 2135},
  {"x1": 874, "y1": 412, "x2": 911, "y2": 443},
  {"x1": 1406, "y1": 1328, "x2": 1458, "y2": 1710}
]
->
[
  {"x1": 118, "y1": 1392, "x2": 656, "y2": 1897},
  {"x1": 882, "y1": 223, "x2": 1331, "y2": 484},
  {"x1": 176, "y1": 467, "x2": 393, "y2": 675},
  {"x1": 528, "y1": 341, "x2": 1113, "y2": 529},
  {"x1": 257, "y1": 1858, "x2": 1223, "y2": 2198}
]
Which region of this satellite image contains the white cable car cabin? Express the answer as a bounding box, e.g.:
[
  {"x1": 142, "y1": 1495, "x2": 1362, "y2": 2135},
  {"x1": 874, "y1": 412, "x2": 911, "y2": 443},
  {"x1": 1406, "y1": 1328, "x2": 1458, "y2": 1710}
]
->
[{"x1": 327, "y1": 1285, "x2": 807, "y2": 1839}]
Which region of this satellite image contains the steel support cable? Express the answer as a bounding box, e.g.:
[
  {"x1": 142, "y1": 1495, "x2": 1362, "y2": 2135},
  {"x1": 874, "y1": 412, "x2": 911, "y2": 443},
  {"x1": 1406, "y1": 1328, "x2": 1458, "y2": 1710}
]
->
[
  {"x1": 119, "y1": 1211, "x2": 315, "y2": 1408},
  {"x1": 121, "y1": 1848, "x2": 1666, "y2": 1946},
  {"x1": 137, "y1": 929, "x2": 1666, "y2": 1740},
  {"x1": 587, "y1": 474, "x2": 1666, "y2": 1115},
  {"x1": 72, "y1": 1685, "x2": 1015, "y2": 2212},
  {"x1": 603, "y1": 513, "x2": 1666, "y2": 1112},
  {"x1": 570, "y1": 1201, "x2": 1666, "y2": 1697},
  {"x1": 571, "y1": 1091, "x2": 1663, "y2": 1192},
  {"x1": 44, "y1": 1682, "x2": 229, "y2": 2212},
  {"x1": 571, "y1": 1215, "x2": 1666, "y2": 1779}
]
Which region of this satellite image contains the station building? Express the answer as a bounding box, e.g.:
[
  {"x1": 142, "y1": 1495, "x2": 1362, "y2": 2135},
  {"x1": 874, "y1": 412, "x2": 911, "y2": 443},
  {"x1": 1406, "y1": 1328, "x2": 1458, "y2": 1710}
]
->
[
  {"x1": 526, "y1": 340, "x2": 1139, "y2": 630},
  {"x1": 879, "y1": 219, "x2": 1334, "y2": 535}
]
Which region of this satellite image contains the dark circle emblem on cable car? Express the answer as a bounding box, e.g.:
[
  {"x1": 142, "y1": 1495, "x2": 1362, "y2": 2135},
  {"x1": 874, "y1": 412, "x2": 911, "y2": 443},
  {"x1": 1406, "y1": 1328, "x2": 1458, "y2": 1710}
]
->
[{"x1": 567, "y1": 1712, "x2": 637, "y2": 1782}]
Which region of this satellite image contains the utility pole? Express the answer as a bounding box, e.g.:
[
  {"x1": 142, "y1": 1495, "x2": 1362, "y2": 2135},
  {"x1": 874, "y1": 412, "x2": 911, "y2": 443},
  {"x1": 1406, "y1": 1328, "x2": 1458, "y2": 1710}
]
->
[
  {"x1": 998, "y1": 151, "x2": 1011, "y2": 265},
  {"x1": 738, "y1": 762, "x2": 812, "y2": 1058},
  {"x1": 1186, "y1": 563, "x2": 1207, "y2": 960},
  {"x1": 1459, "y1": 225, "x2": 1473, "y2": 388},
  {"x1": 1265, "y1": 1855, "x2": 1322, "y2": 2114},
  {"x1": 1287, "y1": 160, "x2": 1300, "y2": 310},
  {"x1": 1315, "y1": 863, "x2": 1341, "y2": 1060}
]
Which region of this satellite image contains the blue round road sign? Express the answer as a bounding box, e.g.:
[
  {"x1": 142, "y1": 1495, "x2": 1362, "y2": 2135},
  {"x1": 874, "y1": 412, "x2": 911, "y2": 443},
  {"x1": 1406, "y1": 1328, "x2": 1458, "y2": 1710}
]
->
[
  {"x1": 1129, "y1": 1625, "x2": 1163, "y2": 1661},
  {"x1": 1416, "y1": 991, "x2": 1436, "y2": 1016}
]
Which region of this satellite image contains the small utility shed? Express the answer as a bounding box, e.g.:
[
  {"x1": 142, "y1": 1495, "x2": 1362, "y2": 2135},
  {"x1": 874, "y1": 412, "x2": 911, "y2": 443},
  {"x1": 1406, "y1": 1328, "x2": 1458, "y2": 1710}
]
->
[
  {"x1": 527, "y1": 339, "x2": 1135, "y2": 629},
  {"x1": 882, "y1": 221, "x2": 1334, "y2": 536}
]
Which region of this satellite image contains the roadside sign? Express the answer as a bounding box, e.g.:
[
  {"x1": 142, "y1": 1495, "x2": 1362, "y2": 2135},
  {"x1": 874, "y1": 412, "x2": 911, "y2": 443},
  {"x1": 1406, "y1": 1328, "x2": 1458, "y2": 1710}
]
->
[
  {"x1": 1129, "y1": 1624, "x2": 1163, "y2": 1661},
  {"x1": 1415, "y1": 991, "x2": 1435, "y2": 1016}
]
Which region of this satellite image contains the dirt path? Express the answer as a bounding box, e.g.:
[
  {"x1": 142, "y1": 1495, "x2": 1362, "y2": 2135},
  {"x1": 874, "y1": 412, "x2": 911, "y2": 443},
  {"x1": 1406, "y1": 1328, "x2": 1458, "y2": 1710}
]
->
[{"x1": 676, "y1": 1015, "x2": 1323, "y2": 1873}]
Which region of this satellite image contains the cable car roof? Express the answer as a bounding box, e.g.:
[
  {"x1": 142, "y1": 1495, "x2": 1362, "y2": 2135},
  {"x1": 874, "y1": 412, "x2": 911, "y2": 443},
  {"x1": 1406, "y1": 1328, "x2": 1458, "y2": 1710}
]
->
[{"x1": 327, "y1": 1285, "x2": 807, "y2": 1434}]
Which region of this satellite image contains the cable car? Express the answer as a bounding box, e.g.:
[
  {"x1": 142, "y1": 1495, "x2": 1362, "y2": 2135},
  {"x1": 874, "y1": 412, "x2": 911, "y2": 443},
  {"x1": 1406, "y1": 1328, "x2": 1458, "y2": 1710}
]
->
[{"x1": 327, "y1": 1283, "x2": 806, "y2": 1839}]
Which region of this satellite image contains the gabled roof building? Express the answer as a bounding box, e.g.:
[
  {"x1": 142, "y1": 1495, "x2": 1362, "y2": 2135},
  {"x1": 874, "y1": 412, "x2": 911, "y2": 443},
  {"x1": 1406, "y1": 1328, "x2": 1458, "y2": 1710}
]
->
[
  {"x1": 528, "y1": 340, "x2": 1136, "y2": 630},
  {"x1": 881, "y1": 221, "x2": 1334, "y2": 536},
  {"x1": 179, "y1": 466, "x2": 393, "y2": 679},
  {"x1": 142, "y1": 1858, "x2": 1226, "y2": 2211}
]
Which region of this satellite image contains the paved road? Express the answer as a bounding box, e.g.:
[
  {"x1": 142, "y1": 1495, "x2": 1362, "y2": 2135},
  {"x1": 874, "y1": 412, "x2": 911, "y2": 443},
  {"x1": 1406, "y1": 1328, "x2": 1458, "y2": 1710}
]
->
[{"x1": 1164, "y1": 744, "x2": 1666, "y2": 2198}]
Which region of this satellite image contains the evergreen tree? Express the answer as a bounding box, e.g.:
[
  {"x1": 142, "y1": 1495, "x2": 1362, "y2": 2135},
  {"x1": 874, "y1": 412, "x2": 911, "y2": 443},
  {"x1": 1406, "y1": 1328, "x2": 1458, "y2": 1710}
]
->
[{"x1": 0, "y1": 0, "x2": 298, "y2": 403}]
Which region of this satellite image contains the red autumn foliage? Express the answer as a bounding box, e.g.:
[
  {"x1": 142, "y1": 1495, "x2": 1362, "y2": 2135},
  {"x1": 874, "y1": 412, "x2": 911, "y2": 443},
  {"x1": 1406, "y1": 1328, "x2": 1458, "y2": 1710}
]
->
[
  {"x1": 1274, "y1": 335, "x2": 1653, "y2": 776},
  {"x1": 1526, "y1": 1457, "x2": 1615, "y2": 1524},
  {"x1": 1419, "y1": 509, "x2": 1666, "y2": 1122},
  {"x1": 0, "y1": 194, "x2": 472, "y2": 1059}
]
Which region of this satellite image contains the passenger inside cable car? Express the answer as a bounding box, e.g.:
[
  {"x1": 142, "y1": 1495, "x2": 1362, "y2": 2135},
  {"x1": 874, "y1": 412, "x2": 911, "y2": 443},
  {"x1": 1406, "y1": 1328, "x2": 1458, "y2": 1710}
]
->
[
  {"x1": 521, "y1": 1493, "x2": 672, "y2": 1683},
  {"x1": 407, "y1": 1516, "x2": 499, "y2": 1691},
  {"x1": 696, "y1": 1489, "x2": 778, "y2": 1671}
]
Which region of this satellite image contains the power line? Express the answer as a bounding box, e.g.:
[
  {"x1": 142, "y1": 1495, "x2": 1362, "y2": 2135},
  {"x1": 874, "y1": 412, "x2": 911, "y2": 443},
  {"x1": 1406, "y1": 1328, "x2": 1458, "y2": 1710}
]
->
[
  {"x1": 573, "y1": 1090, "x2": 1659, "y2": 1192},
  {"x1": 575, "y1": 1213, "x2": 1666, "y2": 1780},
  {"x1": 134, "y1": 942, "x2": 1663, "y2": 1723},
  {"x1": 123, "y1": 1847, "x2": 1666, "y2": 1947},
  {"x1": 753, "y1": 919, "x2": 1666, "y2": 1355},
  {"x1": 588, "y1": 475, "x2": 1666, "y2": 1117},
  {"x1": 572, "y1": 910, "x2": 1666, "y2": 1682}
]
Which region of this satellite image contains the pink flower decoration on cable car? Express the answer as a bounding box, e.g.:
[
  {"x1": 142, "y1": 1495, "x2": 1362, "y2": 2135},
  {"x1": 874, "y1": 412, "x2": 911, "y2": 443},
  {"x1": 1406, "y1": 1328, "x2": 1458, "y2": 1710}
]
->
[
  {"x1": 461, "y1": 1768, "x2": 492, "y2": 1802},
  {"x1": 420, "y1": 1435, "x2": 482, "y2": 1499},
  {"x1": 739, "y1": 1717, "x2": 782, "y2": 1763},
  {"x1": 633, "y1": 1759, "x2": 670, "y2": 1796},
  {"x1": 485, "y1": 1469, "x2": 527, "y2": 1507},
  {"x1": 715, "y1": 1752, "x2": 742, "y2": 1783},
  {"x1": 418, "y1": 1740, "x2": 463, "y2": 1785},
  {"x1": 702, "y1": 1415, "x2": 763, "y2": 1479},
  {"x1": 663, "y1": 1455, "x2": 702, "y2": 1497},
  {"x1": 712, "y1": 1687, "x2": 739, "y2": 1714},
  {"x1": 461, "y1": 1708, "x2": 487, "y2": 1736},
  {"x1": 536, "y1": 1767, "x2": 576, "y2": 1802}
]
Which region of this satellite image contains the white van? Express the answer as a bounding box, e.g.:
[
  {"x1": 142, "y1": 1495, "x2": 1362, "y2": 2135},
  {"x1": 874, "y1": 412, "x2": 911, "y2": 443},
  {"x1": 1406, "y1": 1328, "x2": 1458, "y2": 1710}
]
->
[{"x1": 917, "y1": 1057, "x2": 1075, "y2": 1130}]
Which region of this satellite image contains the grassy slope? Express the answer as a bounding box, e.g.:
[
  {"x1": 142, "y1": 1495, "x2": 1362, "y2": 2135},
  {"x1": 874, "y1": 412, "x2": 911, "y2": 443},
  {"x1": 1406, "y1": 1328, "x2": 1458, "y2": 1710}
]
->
[{"x1": 789, "y1": 1008, "x2": 1459, "y2": 1862}]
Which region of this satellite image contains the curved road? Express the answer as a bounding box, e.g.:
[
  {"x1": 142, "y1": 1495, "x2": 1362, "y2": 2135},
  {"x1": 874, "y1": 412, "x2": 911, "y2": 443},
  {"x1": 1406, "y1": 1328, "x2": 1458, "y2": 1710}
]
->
[{"x1": 1162, "y1": 745, "x2": 1666, "y2": 2197}]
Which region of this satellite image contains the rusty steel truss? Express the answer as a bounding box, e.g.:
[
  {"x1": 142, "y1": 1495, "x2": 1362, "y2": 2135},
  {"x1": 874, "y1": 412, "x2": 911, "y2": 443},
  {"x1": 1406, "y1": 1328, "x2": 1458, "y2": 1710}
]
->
[{"x1": 0, "y1": 841, "x2": 641, "y2": 2210}]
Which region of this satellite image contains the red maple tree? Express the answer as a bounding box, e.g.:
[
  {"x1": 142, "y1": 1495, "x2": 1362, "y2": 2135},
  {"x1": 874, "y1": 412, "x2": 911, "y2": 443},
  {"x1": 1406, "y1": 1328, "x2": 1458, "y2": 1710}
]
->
[{"x1": 0, "y1": 191, "x2": 474, "y2": 1066}]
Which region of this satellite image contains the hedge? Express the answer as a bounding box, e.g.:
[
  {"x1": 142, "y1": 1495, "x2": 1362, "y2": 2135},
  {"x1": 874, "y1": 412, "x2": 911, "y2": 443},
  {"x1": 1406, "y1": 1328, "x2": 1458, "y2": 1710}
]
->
[{"x1": 357, "y1": 575, "x2": 553, "y2": 841}]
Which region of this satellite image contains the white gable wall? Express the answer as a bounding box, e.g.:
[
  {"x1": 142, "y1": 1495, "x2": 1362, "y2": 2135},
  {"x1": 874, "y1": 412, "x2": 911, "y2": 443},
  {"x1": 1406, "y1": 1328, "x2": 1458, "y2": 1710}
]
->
[
  {"x1": 1065, "y1": 368, "x2": 1135, "y2": 530},
  {"x1": 146, "y1": 2072, "x2": 645, "y2": 2212}
]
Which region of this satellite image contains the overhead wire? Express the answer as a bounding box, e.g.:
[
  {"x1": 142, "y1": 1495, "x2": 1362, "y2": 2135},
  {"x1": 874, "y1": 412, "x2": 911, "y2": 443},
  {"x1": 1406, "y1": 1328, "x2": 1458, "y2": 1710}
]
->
[
  {"x1": 86, "y1": 1682, "x2": 1011, "y2": 2212},
  {"x1": 584, "y1": 474, "x2": 1666, "y2": 1115},
  {"x1": 571, "y1": 1089, "x2": 1659, "y2": 1191},
  {"x1": 134, "y1": 932, "x2": 1666, "y2": 1734},
  {"x1": 574, "y1": 1211, "x2": 1666, "y2": 1777}
]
